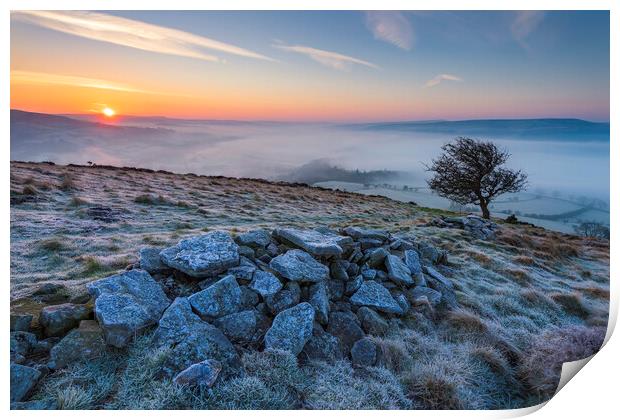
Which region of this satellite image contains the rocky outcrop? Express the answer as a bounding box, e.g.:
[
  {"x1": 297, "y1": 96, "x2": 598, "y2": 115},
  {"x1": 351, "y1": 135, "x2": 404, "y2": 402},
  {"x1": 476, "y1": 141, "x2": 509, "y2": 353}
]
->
[
  {"x1": 87, "y1": 269, "x2": 170, "y2": 347},
  {"x1": 159, "y1": 231, "x2": 239, "y2": 277}
]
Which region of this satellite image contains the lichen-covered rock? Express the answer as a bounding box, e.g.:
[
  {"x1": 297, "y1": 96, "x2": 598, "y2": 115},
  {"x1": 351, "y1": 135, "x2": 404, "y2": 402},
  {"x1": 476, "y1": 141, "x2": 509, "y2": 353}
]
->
[
  {"x1": 10, "y1": 314, "x2": 33, "y2": 332},
  {"x1": 48, "y1": 320, "x2": 106, "y2": 369},
  {"x1": 139, "y1": 247, "x2": 169, "y2": 274},
  {"x1": 356, "y1": 307, "x2": 389, "y2": 337},
  {"x1": 384, "y1": 254, "x2": 414, "y2": 286},
  {"x1": 269, "y1": 249, "x2": 329, "y2": 283},
  {"x1": 152, "y1": 297, "x2": 241, "y2": 378},
  {"x1": 273, "y1": 228, "x2": 352, "y2": 257},
  {"x1": 236, "y1": 229, "x2": 272, "y2": 248},
  {"x1": 249, "y1": 270, "x2": 282, "y2": 297},
  {"x1": 309, "y1": 282, "x2": 329, "y2": 325},
  {"x1": 188, "y1": 275, "x2": 241, "y2": 319},
  {"x1": 159, "y1": 231, "x2": 239, "y2": 277},
  {"x1": 265, "y1": 302, "x2": 315, "y2": 356},
  {"x1": 87, "y1": 269, "x2": 170, "y2": 348},
  {"x1": 351, "y1": 337, "x2": 377, "y2": 366},
  {"x1": 350, "y1": 281, "x2": 403, "y2": 315},
  {"x1": 39, "y1": 303, "x2": 92, "y2": 337},
  {"x1": 326, "y1": 311, "x2": 365, "y2": 354},
  {"x1": 10, "y1": 363, "x2": 41, "y2": 403},
  {"x1": 213, "y1": 310, "x2": 262, "y2": 343},
  {"x1": 173, "y1": 359, "x2": 222, "y2": 388}
]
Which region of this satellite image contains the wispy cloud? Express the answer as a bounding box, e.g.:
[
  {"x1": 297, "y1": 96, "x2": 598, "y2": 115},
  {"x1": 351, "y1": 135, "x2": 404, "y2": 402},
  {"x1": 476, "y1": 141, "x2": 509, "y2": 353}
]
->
[
  {"x1": 365, "y1": 11, "x2": 414, "y2": 50},
  {"x1": 11, "y1": 70, "x2": 188, "y2": 97},
  {"x1": 511, "y1": 11, "x2": 545, "y2": 48},
  {"x1": 273, "y1": 43, "x2": 378, "y2": 71},
  {"x1": 425, "y1": 74, "x2": 463, "y2": 88},
  {"x1": 11, "y1": 10, "x2": 273, "y2": 63}
]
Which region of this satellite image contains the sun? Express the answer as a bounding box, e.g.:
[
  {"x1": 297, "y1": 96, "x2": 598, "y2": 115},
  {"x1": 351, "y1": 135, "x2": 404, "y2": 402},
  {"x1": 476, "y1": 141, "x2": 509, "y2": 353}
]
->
[{"x1": 102, "y1": 107, "x2": 115, "y2": 117}]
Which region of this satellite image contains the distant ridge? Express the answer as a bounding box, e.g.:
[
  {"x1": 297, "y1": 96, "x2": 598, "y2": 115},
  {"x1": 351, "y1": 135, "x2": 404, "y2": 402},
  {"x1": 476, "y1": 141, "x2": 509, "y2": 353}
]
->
[{"x1": 342, "y1": 118, "x2": 610, "y2": 141}]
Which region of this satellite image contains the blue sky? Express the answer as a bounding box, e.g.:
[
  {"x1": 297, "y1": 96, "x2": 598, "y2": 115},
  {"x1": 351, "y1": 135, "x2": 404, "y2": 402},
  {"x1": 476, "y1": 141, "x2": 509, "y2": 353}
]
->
[{"x1": 11, "y1": 10, "x2": 610, "y2": 121}]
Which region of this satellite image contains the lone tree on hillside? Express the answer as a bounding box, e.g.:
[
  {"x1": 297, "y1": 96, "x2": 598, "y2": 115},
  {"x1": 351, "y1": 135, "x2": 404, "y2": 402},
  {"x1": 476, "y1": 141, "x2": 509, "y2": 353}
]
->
[{"x1": 426, "y1": 137, "x2": 527, "y2": 219}]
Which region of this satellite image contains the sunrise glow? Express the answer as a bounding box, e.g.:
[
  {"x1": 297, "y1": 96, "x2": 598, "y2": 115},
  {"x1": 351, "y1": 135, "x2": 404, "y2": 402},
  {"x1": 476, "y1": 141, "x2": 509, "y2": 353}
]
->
[{"x1": 102, "y1": 107, "x2": 115, "y2": 117}]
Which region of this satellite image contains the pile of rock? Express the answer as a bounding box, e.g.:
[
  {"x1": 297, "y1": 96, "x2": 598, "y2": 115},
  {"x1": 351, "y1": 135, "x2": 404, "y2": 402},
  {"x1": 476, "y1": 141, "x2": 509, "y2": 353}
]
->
[
  {"x1": 11, "y1": 226, "x2": 457, "y2": 405},
  {"x1": 427, "y1": 214, "x2": 498, "y2": 240}
]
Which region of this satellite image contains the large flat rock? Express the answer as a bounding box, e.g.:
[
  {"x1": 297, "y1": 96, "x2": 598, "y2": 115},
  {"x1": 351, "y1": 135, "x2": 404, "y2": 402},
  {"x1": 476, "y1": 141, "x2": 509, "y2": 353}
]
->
[
  {"x1": 269, "y1": 249, "x2": 329, "y2": 283},
  {"x1": 273, "y1": 228, "x2": 352, "y2": 257},
  {"x1": 350, "y1": 281, "x2": 403, "y2": 315},
  {"x1": 160, "y1": 231, "x2": 239, "y2": 277},
  {"x1": 87, "y1": 269, "x2": 170, "y2": 347}
]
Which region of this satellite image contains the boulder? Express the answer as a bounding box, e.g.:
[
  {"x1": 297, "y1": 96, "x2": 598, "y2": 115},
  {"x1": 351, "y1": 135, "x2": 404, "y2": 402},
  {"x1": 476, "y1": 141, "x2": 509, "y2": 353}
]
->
[
  {"x1": 10, "y1": 314, "x2": 33, "y2": 332},
  {"x1": 48, "y1": 320, "x2": 106, "y2": 369},
  {"x1": 424, "y1": 266, "x2": 458, "y2": 309},
  {"x1": 214, "y1": 310, "x2": 263, "y2": 343},
  {"x1": 10, "y1": 331, "x2": 37, "y2": 362},
  {"x1": 351, "y1": 337, "x2": 377, "y2": 366},
  {"x1": 238, "y1": 245, "x2": 256, "y2": 259},
  {"x1": 300, "y1": 326, "x2": 343, "y2": 363},
  {"x1": 345, "y1": 275, "x2": 364, "y2": 296},
  {"x1": 269, "y1": 249, "x2": 329, "y2": 283},
  {"x1": 39, "y1": 303, "x2": 92, "y2": 337},
  {"x1": 236, "y1": 229, "x2": 272, "y2": 248},
  {"x1": 418, "y1": 242, "x2": 446, "y2": 265},
  {"x1": 173, "y1": 359, "x2": 222, "y2": 388},
  {"x1": 188, "y1": 275, "x2": 241, "y2": 319},
  {"x1": 328, "y1": 280, "x2": 345, "y2": 301},
  {"x1": 249, "y1": 270, "x2": 283, "y2": 297},
  {"x1": 10, "y1": 363, "x2": 41, "y2": 403},
  {"x1": 384, "y1": 255, "x2": 414, "y2": 286},
  {"x1": 350, "y1": 281, "x2": 403, "y2": 315},
  {"x1": 356, "y1": 307, "x2": 389, "y2": 336},
  {"x1": 240, "y1": 286, "x2": 260, "y2": 309},
  {"x1": 152, "y1": 298, "x2": 241, "y2": 378},
  {"x1": 326, "y1": 311, "x2": 365, "y2": 354},
  {"x1": 139, "y1": 247, "x2": 169, "y2": 274},
  {"x1": 309, "y1": 282, "x2": 330, "y2": 325},
  {"x1": 265, "y1": 302, "x2": 315, "y2": 356},
  {"x1": 330, "y1": 260, "x2": 349, "y2": 281},
  {"x1": 87, "y1": 269, "x2": 170, "y2": 348},
  {"x1": 159, "y1": 231, "x2": 239, "y2": 277},
  {"x1": 273, "y1": 228, "x2": 351, "y2": 257},
  {"x1": 32, "y1": 283, "x2": 69, "y2": 303}
]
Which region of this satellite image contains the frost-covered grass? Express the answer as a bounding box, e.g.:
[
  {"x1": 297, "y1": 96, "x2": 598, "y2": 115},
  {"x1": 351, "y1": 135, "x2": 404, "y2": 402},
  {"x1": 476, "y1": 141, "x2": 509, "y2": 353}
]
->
[{"x1": 12, "y1": 162, "x2": 609, "y2": 410}]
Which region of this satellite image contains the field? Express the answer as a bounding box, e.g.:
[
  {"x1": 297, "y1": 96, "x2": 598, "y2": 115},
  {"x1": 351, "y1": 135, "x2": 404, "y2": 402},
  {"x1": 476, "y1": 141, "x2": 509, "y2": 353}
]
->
[{"x1": 10, "y1": 161, "x2": 610, "y2": 409}]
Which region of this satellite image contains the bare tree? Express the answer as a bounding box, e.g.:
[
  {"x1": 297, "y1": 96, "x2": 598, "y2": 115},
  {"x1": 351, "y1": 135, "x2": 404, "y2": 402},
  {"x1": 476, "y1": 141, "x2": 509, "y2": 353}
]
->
[
  {"x1": 426, "y1": 137, "x2": 527, "y2": 219},
  {"x1": 575, "y1": 222, "x2": 609, "y2": 240}
]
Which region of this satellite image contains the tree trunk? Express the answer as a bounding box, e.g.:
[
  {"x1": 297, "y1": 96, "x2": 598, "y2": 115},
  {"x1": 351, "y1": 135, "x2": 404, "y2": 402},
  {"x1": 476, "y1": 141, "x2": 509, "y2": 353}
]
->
[{"x1": 480, "y1": 201, "x2": 490, "y2": 219}]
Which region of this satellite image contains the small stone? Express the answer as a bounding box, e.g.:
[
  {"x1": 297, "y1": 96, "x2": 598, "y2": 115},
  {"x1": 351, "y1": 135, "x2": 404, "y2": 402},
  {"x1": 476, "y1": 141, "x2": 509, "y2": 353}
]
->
[
  {"x1": 173, "y1": 359, "x2": 222, "y2": 388},
  {"x1": 265, "y1": 302, "x2": 315, "y2": 356},
  {"x1": 39, "y1": 303, "x2": 92, "y2": 337},
  {"x1": 269, "y1": 249, "x2": 329, "y2": 283},
  {"x1": 351, "y1": 337, "x2": 377, "y2": 366},
  {"x1": 188, "y1": 275, "x2": 241, "y2": 319},
  {"x1": 249, "y1": 270, "x2": 283, "y2": 297}
]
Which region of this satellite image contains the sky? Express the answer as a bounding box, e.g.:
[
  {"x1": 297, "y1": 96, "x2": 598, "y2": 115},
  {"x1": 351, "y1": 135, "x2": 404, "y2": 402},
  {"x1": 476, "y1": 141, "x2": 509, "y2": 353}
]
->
[{"x1": 10, "y1": 10, "x2": 610, "y2": 122}]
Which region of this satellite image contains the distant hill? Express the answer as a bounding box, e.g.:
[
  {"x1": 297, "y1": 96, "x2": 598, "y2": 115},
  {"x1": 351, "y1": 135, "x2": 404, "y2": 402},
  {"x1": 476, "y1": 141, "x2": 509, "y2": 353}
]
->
[
  {"x1": 279, "y1": 159, "x2": 403, "y2": 185},
  {"x1": 344, "y1": 118, "x2": 610, "y2": 141}
]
